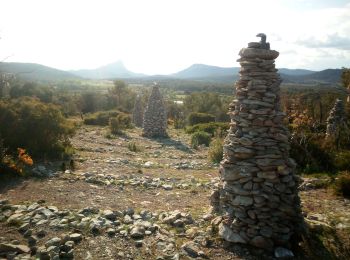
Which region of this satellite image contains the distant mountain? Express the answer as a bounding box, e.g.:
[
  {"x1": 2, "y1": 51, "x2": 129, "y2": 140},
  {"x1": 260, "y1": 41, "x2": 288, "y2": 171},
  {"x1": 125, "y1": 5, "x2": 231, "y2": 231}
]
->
[
  {"x1": 171, "y1": 64, "x2": 340, "y2": 84},
  {"x1": 278, "y1": 68, "x2": 315, "y2": 76},
  {"x1": 281, "y1": 69, "x2": 342, "y2": 84},
  {"x1": 172, "y1": 64, "x2": 240, "y2": 79},
  {"x1": 0, "y1": 60, "x2": 342, "y2": 85},
  {"x1": 0, "y1": 62, "x2": 79, "y2": 81},
  {"x1": 70, "y1": 61, "x2": 145, "y2": 79}
]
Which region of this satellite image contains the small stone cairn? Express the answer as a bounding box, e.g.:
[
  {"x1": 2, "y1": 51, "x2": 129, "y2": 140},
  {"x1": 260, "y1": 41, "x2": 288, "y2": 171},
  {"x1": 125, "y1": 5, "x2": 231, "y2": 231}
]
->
[
  {"x1": 326, "y1": 98, "x2": 346, "y2": 138},
  {"x1": 213, "y1": 34, "x2": 303, "y2": 250},
  {"x1": 142, "y1": 84, "x2": 168, "y2": 137},
  {"x1": 132, "y1": 95, "x2": 143, "y2": 127}
]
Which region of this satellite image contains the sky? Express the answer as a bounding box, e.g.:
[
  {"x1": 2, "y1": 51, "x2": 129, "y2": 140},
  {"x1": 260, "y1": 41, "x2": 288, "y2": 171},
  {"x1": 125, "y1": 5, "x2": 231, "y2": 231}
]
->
[{"x1": 0, "y1": 0, "x2": 350, "y2": 75}]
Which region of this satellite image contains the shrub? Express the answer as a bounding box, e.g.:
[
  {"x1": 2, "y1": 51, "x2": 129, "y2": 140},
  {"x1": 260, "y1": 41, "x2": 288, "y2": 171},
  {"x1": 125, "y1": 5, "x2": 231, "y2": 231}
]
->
[
  {"x1": 109, "y1": 113, "x2": 132, "y2": 135},
  {"x1": 333, "y1": 172, "x2": 350, "y2": 198},
  {"x1": 333, "y1": 151, "x2": 350, "y2": 171},
  {"x1": 174, "y1": 118, "x2": 186, "y2": 129},
  {"x1": 208, "y1": 138, "x2": 223, "y2": 163},
  {"x1": 0, "y1": 97, "x2": 75, "y2": 158},
  {"x1": 128, "y1": 141, "x2": 141, "y2": 152},
  {"x1": 0, "y1": 146, "x2": 33, "y2": 176},
  {"x1": 191, "y1": 131, "x2": 211, "y2": 148},
  {"x1": 187, "y1": 112, "x2": 215, "y2": 126},
  {"x1": 290, "y1": 132, "x2": 334, "y2": 174},
  {"x1": 186, "y1": 122, "x2": 229, "y2": 137},
  {"x1": 84, "y1": 110, "x2": 121, "y2": 126}
]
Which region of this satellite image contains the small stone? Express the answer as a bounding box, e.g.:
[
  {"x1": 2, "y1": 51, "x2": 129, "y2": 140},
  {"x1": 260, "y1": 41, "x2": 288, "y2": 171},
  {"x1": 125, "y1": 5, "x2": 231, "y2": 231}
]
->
[
  {"x1": 103, "y1": 210, "x2": 117, "y2": 220},
  {"x1": 250, "y1": 236, "x2": 273, "y2": 249},
  {"x1": 45, "y1": 237, "x2": 61, "y2": 247},
  {"x1": 69, "y1": 233, "x2": 82, "y2": 243},
  {"x1": 173, "y1": 219, "x2": 184, "y2": 227},
  {"x1": 260, "y1": 226, "x2": 273, "y2": 238},
  {"x1": 162, "y1": 184, "x2": 173, "y2": 190},
  {"x1": 274, "y1": 247, "x2": 294, "y2": 258},
  {"x1": 107, "y1": 228, "x2": 116, "y2": 236},
  {"x1": 233, "y1": 196, "x2": 253, "y2": 206},
  {"x1": 134, "y1": 240, "x2": 143, "y2": 247},
  {"x1": 27, "y1": 236, "x2": 38, "y2": 247},
  {"x1": 130, "y1": 226, "x2": 145, "y2": 239},
  {"x1": 218, "y1": 223, "x2": 246, "y2": 243},
  {"x1": 0, "y1": 243, "x2": 31, "y2": 253},
  {"x1": 6, "y1": 213, "x2": 23, "y2": 224},
  {"x1": 181, "y1": 241, "x2": 205, "y2": 258},
  {"x1": 123, "y1": 215, "x2": 134, "y2": 224},
  {"x1": 18, "y1": 223, "x2": 30, "y2": 233}
]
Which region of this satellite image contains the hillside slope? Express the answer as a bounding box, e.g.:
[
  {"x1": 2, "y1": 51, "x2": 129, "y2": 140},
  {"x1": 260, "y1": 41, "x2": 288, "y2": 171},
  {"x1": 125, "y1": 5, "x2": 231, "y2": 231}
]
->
[{"x1": 0, "y1": 62, "x2": 79, "y2": 81}]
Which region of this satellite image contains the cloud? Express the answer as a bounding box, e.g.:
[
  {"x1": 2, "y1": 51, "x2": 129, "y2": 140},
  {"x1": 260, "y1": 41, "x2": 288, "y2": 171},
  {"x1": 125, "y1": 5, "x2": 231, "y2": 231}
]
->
[{"x1": 296, "y1": 33, "x2": 350, "y2": 50}]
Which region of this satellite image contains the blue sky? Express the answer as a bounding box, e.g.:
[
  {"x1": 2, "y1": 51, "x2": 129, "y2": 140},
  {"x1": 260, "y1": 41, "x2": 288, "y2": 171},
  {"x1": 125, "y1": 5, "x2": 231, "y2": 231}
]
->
[{"x1": 0, "y1": 0, "x2": 349, "y2": 74}]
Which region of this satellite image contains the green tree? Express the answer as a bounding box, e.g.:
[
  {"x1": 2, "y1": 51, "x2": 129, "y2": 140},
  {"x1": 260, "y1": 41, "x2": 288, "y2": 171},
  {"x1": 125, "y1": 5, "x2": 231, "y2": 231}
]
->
[
  {"x1": 183, "y1": 92, "x2": 229, "y2": 121},
  {"x1": 107, "y1": 80, "x2": 136, "y2": 112}
]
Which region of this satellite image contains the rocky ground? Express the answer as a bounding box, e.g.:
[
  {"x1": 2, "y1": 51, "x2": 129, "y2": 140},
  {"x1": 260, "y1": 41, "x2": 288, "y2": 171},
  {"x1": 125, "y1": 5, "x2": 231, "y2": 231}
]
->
[{"x1": 1, "y1": 125, "x2": 350, "y2": 259}]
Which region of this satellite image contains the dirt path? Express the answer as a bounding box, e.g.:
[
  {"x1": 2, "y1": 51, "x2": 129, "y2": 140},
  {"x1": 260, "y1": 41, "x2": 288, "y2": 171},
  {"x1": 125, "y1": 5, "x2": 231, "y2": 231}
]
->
[{"x1": 1, "y1": 125, "x2": 350, "y2": 259}]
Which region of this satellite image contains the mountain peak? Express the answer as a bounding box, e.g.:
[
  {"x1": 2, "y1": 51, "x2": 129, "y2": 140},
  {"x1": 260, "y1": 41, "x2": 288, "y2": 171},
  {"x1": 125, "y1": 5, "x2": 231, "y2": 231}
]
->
[{"x1": 70, "y1": 61, "x2": 144, "y2": 79}]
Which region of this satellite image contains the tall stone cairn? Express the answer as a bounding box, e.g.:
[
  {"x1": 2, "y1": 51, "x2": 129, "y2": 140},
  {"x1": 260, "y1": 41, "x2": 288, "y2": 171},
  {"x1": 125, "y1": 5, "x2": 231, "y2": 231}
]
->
[
  {"x1": 132, "y1": 95, "x2": 143, "y2": 127},
  {"x1": 326, "y1": 98, "x2": 345, "y2": 138},
  {"x1": 142, "y1": 85, "x2": 168, "y2": 137},
  {"x1": 215, "y1": 34, "x2": 303, "y2": 250}
]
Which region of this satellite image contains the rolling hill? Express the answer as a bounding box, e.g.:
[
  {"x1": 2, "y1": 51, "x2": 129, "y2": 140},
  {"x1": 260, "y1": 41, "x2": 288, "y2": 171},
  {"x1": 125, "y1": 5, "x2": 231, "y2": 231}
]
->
[
  {"x1": 0, "y1": 62, "x2": 79, "y2": 81},
  {"x1": 69, "y1": 61, "x2": 145, "y2": 79},
  {"x1": 0, "y1": 61, "x2": 343, "y2": 85}
]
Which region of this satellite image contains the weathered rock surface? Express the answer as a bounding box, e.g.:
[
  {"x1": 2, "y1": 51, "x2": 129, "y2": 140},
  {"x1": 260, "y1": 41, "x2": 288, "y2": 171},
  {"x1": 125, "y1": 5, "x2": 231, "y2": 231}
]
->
[
  {"x1": 214, "y1": 34, "x2": 303, "y2": 249},
  {"x1": 142, "y1": 84, "x2": 168, "y2": 138}
]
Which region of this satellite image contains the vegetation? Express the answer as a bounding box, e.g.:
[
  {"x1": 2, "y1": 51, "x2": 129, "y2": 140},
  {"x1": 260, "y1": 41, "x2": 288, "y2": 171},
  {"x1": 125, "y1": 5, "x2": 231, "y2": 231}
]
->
[
  {"x1": 1, "y1": 138, "x2": 33, "y2": 176},
  {"x1": 185, "y1": 122, "x2": 229, "y2": 136},
  {"x1": 0, "y1": 97, "x2": 75, "y2": 158},
  {"x1": 127, "y1": 141, "x2": 142, "y2": 152},
  {"x1": 333, "y1": 172, "x2": 350, "y2": 198},
  {"x1": 84, "y1": 110, "x2": 122, "y2": 126},
  {"x1": 187, "y1": 112, "x2": 215, "y2": 126},
  {"x1": 183, "y1": 92, "x2": 230, "y2": 121},
  {"x1": 208, "y1": 138, "x2": 223, "y2": 163},
  {"x1": 190, "y1": 131, "x2": 211, "y2": 148},
  {"x1": 109, "y1": 113, "x2": 132, "y2": 135}
]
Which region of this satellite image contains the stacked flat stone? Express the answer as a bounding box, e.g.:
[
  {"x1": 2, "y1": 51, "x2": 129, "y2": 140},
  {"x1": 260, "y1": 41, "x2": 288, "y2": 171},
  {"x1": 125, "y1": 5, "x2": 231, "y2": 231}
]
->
[
  {"x1": 142, "y1": 85, "x2": 168, "y2": 137},
  {"x1": 216, "y1": 36, "x2": 303, "y2": 250},
  {"x1": 326, "y1": 99, "x2": 345, "y2": 138},
  {"x1": 132, "y1": 95, "x2": 143, "y2": 127}
]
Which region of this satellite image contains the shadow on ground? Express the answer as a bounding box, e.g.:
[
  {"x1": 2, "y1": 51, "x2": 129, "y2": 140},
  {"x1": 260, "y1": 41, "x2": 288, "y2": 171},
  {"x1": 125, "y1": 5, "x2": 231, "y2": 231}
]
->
[
  {"x1": 153, "y1": 137, "x2": 194, "y2": 154},
  {"x1": 296, "y1": 223, "x2": 350, "y2": 259}
]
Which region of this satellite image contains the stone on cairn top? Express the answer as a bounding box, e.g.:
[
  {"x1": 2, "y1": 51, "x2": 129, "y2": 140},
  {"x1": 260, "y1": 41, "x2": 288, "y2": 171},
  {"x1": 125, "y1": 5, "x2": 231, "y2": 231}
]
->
[
  {"x1": 142, "y1": 84, "x2": 168, "y2": 138},
  {"x1": 212, "y1": 34, "x2": 303, "y2": 250},
  {"x1": 132, "y1": 95, "x2": 143, "y2": 127}
]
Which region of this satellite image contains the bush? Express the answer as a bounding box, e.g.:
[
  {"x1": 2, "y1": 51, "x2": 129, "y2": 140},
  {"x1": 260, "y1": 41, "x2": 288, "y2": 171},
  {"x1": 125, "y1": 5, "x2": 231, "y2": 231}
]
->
[
  {"x1": 191, "y1": 131, "x2": 211, "y2": 148},
  {"x1": 84, "y1": 110, "x2": 121, "y2": 126},
  {"x1": 109, "y1": 113, "x2": 132, "y2": 135},
  {"x1": 333, "y1": 151, "x2": 350, "y2": 171},
  {"x1": 187, "y1": 112, "x2": 215, "y2": 126},
  {"x1": 333, "y1": 172, "x2": 350, "y2": 198},
  {"x1": 290, "y1": 133, "x2": 335, "y2": 174},
  {"x1": 0, "y1": 97, "x2": 75, "y2": 158},
  {"x1": 208, "y1": 138, "x2": 223, "y2": 163},
  {"x1": 128, "y1": 141, "x2": 142, "y2": 152},
  {"x1": 0, "y1": 147, "x2": 33, "y2": 177},
  {"x1": 186, "y1": 122, "x2": 229, "y2": 137},
  {"x1": 174, "y1": 118, "x2": 186, "y2": 129}
]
